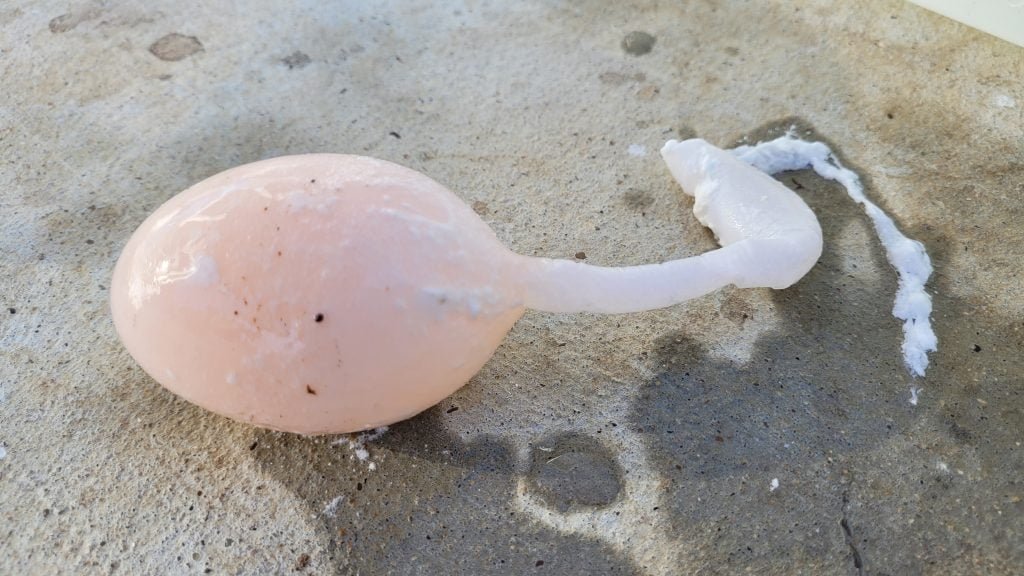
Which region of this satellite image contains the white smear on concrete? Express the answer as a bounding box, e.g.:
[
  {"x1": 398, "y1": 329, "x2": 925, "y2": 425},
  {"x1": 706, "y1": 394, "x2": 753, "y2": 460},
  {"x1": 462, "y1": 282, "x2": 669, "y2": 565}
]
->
[
  {"x1": 333, "y1": 426, "x2": 388, "y2": 467},
  {"x1": 0, "y1": 446, "x2": 6, "y2": 460},
  {"x1": 322, "y1": 495, "x2": 345, "y2": 517},
  {"x1": 359, "y1": 426, "x2": 388, "y2": 443},
  {"x1": 732, "y1": 134, "x2": 937, "y2": 378},
  {"x1": 992, "y1": 94, "x2": 1017, "y2": 109},
  {"x1": 909, "y1": 386, "x2": 921, "y2": 406},
  {"x1": 627, "y1": 143, "x2": 647, "y2": 157},
  {"x1": 936, "y1": 461, "x2": 950, "y2": 473},
  {"x1": 770, "y1": 478, "x2": 779, "y2": 492}
]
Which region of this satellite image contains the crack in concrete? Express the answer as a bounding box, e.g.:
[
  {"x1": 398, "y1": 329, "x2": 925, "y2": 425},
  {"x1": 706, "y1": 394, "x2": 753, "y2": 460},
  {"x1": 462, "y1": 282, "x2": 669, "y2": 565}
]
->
[{"x1": 840, "y1": 490, "x2": 866, "y2": 576}]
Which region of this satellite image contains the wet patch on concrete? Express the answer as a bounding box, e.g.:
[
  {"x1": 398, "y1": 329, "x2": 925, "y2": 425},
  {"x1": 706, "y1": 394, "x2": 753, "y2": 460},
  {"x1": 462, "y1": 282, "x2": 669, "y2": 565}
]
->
[
  {"x1": 281, "y1": 51, "x2": 311, "y2": 70},
  {"x1": 48, "y1": 10, "x2": 101, "y2": 34},
  {"x1": 526, "y1": 433, "x2": 622, "y2": 512},
  {"x1": 621, "y1": 31, "x2": 656, "y2": 56},
  {"x1": 149, "y1": 33, "x2": 204, "y2": 62},
  {"x1": 251, "y1": 408, "x2": 636, "y2": 574},
  {"x1": 622, "y1": 188, "x2": 654, "y2": 212}
]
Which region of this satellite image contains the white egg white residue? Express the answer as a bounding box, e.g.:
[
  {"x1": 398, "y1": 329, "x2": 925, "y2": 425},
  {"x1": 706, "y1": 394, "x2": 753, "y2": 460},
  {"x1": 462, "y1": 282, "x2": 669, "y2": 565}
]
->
[
  {"x1": 909, "y1": 386, "x2": 921, "y2": 406},
  {"x1": 627, "y1": 143, "x2": 647, "y2": 157},
  {"x1": 322, "y1": 495, "x2": 345, "y2": 517},
  {"x1": 0, "y1": 445, "x2": 7, "y2": 460},
  {"x1": 731, "y1": 134, "x2": 937, "y2": 386},
  {"x1": 333, "y1": 426, "x2": 388, "y2": 469}
]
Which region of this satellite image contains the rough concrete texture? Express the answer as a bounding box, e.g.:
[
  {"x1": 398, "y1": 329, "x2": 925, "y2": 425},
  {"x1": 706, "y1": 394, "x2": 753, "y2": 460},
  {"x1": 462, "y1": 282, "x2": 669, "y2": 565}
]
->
[{"x1": 2, "y1": 1, "x2": 1022, "y2": 574}]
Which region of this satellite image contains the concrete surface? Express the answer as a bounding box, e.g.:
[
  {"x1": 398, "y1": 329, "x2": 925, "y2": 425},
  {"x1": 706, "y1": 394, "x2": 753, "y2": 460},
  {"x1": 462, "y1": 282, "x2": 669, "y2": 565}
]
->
[{"x1": 2, "y1": 1, "x2": 1023, "y2": 574}]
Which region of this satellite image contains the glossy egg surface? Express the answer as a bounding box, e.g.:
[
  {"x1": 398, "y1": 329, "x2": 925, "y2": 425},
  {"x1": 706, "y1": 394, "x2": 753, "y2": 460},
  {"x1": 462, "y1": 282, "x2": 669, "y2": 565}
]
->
[{"x1": 111, "y1": 155, "x2": 525, "y2": 434}]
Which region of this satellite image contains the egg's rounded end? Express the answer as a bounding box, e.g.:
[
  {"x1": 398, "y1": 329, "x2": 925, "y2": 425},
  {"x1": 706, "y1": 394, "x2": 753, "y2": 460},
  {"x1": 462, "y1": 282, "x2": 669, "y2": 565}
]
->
[{"x1": 111, "y1": 154, "x2": 525, "y2": 434}]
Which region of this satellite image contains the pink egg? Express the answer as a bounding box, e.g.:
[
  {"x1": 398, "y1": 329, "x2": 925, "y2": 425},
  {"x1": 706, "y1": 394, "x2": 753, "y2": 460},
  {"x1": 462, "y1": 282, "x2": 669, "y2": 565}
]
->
[
  {"x1": 111, "y1": 155, "x2": 526, "y2": 434},
  {"x1": 112, "y1": 140, "x2": 824, "y2": 435}
]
